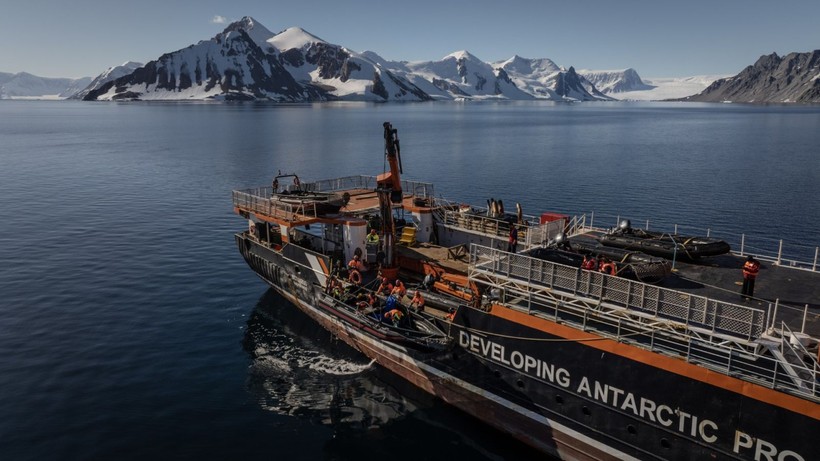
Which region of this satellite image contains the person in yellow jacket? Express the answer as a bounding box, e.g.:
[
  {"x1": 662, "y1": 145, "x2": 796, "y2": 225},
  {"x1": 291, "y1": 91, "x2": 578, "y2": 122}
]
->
[
  {"x1": 384, "y1": 308, "x2": 404, "y2": 327},
  {"x1": 366, "y1": 228, "x2": 379, "y2": 244}
]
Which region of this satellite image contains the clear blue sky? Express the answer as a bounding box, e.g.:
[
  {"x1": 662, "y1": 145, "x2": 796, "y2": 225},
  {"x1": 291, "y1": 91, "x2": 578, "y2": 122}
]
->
[{"x1": 3, "y1": 0, "x2": 818, "y2": 79}]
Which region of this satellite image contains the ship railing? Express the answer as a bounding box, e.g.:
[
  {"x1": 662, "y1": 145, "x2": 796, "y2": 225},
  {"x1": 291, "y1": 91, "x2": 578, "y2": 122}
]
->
[
  {"x1": 467, "y1": 244, "x2": 820, "y2": 400},
  {"x1": 583, "y1": 211, "x2": 819, "y2": 272},
  {"x1": 771, "y1": 321, "x2": 819, "y2": 394},
  {"x1": 468, "y1": 244, "x2": 766, "y2": 341},
  {"x1": 436, "y1": 205, "x2": 558, "y2": 249},
  {"x1": 232, "y1": 188, "x2": 319, "y2": 221},
  {"x1": 487, "y1": 281, "x2": 819, "y2": 399},
  {"x1": 564, "y1": 214, "x2": 588, "y2": 237},
  {"x1": 299, "y1": 175, "x2": 435, "y2": 199}
]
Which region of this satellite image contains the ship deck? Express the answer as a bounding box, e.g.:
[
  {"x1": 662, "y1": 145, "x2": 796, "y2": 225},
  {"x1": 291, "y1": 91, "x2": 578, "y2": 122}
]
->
[
  {"x1": 571, "y1": 231, "x2": 820, "y2": 336},
  {"x1": 398, "y1": 242, "x2": 471, "y2": 275}
]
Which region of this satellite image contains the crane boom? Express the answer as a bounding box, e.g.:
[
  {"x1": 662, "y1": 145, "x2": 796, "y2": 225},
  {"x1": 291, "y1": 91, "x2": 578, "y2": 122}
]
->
[
  {"x1": 377, "y1": 122, "x2": 403, "y2": 203},
  {"x1": 375, "y1": 122, "x2": 404, "y2": 277}
]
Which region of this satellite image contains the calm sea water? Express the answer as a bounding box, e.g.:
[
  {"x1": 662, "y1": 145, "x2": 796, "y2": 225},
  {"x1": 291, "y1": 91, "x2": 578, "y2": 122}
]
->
[{"x1": 1, "y1": 100, "x2": 818, "y2": 460}]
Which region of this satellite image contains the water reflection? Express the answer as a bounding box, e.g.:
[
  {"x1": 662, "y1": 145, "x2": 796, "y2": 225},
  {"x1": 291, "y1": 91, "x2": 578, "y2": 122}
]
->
[
  {"x1": 243, "y1": 290, "x2": 420, "y2": 427},
  {"x1": 242, "y1": 289, "x2": 549, "y2": 461}
]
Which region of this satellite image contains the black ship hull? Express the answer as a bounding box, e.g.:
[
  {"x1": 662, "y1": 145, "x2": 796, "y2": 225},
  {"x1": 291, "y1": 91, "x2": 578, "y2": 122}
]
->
[{"x1": 236, "y1": 234, "x2": 817, "y2": 461}]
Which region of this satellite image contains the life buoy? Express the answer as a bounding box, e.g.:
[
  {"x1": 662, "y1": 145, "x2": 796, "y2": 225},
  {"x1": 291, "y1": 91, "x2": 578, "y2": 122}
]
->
[
  {"x1": 600, "y1": 262, "x2": 617, "y2": 276},
  {"x1": 349, "y1": 269, "x2": 362, "y2": 285}
]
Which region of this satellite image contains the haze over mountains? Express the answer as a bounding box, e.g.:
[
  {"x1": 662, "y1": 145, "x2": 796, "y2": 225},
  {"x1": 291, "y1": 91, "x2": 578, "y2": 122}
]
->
[
  {"x1": 0, "y1": 72, "x2": 91, "y2": 99},
  {"x1": 2, "y1": 17, "x2": 817, "y2": 103}
]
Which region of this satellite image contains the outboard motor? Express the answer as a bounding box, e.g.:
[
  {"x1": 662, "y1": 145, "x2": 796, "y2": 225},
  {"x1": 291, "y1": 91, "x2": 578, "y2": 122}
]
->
[
  {"x1": 618, "y1": 219, "x2": 632, "y2": 233},
  {"x1": 553, "y1": 232, "x2": 572, "y2": 250}
]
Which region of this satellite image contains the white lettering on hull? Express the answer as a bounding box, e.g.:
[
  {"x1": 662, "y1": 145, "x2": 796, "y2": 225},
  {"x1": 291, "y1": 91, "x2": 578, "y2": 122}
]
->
[{"x1": 458, "y1": 330, "x2": 807, "y2": 459}]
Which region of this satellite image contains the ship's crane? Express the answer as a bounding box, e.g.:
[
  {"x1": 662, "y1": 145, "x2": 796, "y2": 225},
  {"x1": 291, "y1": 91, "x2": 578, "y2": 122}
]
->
[{"x1": 376, "y1": 122, "x2": 403, "y2": 280}]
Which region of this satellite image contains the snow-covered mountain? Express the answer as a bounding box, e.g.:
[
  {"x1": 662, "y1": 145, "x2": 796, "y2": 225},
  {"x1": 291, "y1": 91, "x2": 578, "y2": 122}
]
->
[
  {"x1": 79, "y1": 17, "x2": 611, "y2": 102},
  {"x1": 82, "y1": 17, "x2": 429, "y2": 102},
  {"x1": 394, "y1": 50, "x2": 534, "y2": 100},
  {"x1": 0, "y1": 72, "x2": 91, "y2": 99},
  {"x1": 578, "y1": 68, "x2": 654, "y2": 94},
  {"x1": 70, "y1": 61, "x2": 143, "y2": 100}
]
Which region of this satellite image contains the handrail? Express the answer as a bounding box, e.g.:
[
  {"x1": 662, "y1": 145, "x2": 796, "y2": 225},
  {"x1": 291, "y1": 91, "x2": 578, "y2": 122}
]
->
[
  {"x1": 466, "y1": 244, "x2": 818, "y2": 400},
  {"x1": 299, "y1": 175, "x2": 435, "y2": 199},
  {"x1": 468, "y1": 244, "x2": 766, "y2": 340},
  {"x1": 780, "y1": 321, "x2": 820, "y2": 372},
  {"x1": 232, "y1": 189, "x2": 319, "y2": 221}
]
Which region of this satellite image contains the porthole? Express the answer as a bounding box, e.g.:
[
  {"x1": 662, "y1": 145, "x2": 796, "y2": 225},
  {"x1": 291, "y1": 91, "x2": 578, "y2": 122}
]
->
[
  {"x1": 516, "y1": 379, "x2": 524, "y2": 388},
  {"x1": 493, "y1": 370, "x2": 501, "y2": 378},
  {"x1": 555, "y1": 395, "x2": 564, "y2": 405},
  {"x1": 581, "y1": 406, "x2": 591, "y2": 416},
  {"x1": 660, "y1": 438, "x2": 671, "y2": 449},
  {"x1": 627, "y1": 425, "x2": 637, "y2": 435}
]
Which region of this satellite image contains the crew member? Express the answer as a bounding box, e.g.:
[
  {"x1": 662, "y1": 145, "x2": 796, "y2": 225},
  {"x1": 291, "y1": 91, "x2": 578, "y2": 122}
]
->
[
  {"x1": 384, "y1": 308, "x2": 404, "y2": 327},
  {"x1": 378, "y1": 277, "x2": 394, "y2": 295},
  {"x1": 367, "y1": 292, "x2": 378, "y2": 308},
  {"x1": 409, "y1": 291, "x2": 425, "y2": 313},
  {"x1": 391, "y1": 279, "x2": 406, "y2": 298},
  {"x1": 581, "y1": 255, "x2": 597, "y2": 271},
  {"x1": 348, "y1": 254, "x2": 367, "y2": 272},
  {"x1": 741, "y1": 255, "x2": 761, "y2": 300},
  {"x1": 508, "y1": 225, "x2": 518, "y2": 253},
  {"x1": 366, "y1": 228, "x2": 379, "y2": 244}
]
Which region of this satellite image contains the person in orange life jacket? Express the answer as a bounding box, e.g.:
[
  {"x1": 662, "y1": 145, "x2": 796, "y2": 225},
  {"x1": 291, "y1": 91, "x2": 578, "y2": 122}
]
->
[
  {"x1": 384, "y1": 308, "x2": 404, "y2": 326},
  {"x1": 378, "y1": 276, "x2": 393, "y2": 295},
  {"x1": 348, "y1": 254, "x2": 367, "y2": 272},
  {"x1": 599, "y1": 257, "x2": 617, "y2": 276},
  {"x1": 581, "y1": 254, "x2": 597, "y2": 271},
  {"x1": 391, "y1": 279, "x2": 406, "y2": 298},
  {"x1": 741, "y1": 255, "x2": 761, "y2": 300},
  {"x1": 410, "y1": 291, "x2": 425, "y2": 313},
  {"x1": 508, "y1": 225, "x2": 518, "y2": 253}
]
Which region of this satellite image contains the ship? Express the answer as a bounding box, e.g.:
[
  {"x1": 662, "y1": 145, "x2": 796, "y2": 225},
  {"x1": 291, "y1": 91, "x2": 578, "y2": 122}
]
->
[{"x1": 232, "y1": 122, "x2": 819, "y2": 461}]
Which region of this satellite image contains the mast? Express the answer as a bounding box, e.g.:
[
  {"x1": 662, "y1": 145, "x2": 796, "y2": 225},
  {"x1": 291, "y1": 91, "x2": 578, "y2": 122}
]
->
[{"x1": 376, "y1": 122, "x2": 404, "y2": 277}]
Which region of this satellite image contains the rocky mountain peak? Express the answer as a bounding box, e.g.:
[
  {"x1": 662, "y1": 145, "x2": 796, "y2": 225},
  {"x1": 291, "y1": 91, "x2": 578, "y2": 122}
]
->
[{"x1": 684, "y1": 50, "x2": 820, "y2": 103}]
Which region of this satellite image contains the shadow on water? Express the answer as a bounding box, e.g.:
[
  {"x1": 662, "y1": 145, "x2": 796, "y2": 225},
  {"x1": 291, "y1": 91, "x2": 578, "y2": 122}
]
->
[{"x1": 242, "y1": 289, "x2": 551, "y2": 461}]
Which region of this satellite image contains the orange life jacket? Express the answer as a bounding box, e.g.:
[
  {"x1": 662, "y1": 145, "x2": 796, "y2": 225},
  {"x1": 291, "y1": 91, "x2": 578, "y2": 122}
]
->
[
  {"x1": 581, "y1": 258, "x2": 597, "y2": 270},
  {"x1": 743, "y1": 260, "x2": 760, "y2": 279}
]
